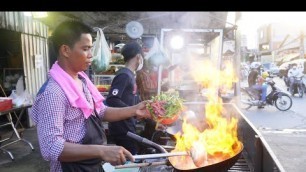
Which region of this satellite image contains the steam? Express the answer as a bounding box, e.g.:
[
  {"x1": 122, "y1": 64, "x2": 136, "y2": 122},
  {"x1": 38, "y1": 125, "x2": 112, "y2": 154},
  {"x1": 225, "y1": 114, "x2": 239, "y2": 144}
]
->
[{"x1": 137, "y1": 12, "x2": 227, "y2": 33}]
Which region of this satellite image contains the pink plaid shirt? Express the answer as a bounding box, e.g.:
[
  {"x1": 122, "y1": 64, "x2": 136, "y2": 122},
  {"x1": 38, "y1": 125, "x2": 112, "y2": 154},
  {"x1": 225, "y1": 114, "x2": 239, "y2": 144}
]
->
[{"x1": 31, "y1": 76, "x2": 107, "y2": 172}]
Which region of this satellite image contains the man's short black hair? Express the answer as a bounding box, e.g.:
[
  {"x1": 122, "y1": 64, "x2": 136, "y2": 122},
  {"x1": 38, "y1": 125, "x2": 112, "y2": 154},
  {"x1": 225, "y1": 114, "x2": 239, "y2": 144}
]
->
[
  {"x1": 121, "y1": 41, "x2": 143, "y2": 62},
  {"x1": 50, "y1": 20, "x2": 93, "y2": 57}
]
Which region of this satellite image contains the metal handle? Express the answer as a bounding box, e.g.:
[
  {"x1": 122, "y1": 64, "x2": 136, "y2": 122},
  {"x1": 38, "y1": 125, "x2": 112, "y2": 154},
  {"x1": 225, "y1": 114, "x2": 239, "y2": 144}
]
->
[
  {"x1": 115, "y1": 161, "x2": 168, "y2": 169},
  {"x1": 126, "y1": 131, "x2": 167, "y2": 153},
  {"x1": 133, "y1": 152, "x2": 188, "y2": 160},
  {"x1": 126, "y1": 131, "x2": 153, "y2": 146}
]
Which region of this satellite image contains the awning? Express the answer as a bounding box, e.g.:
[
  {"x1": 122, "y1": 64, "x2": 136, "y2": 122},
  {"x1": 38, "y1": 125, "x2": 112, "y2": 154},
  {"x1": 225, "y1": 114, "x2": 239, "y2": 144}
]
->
[{"x1": 276, "y1": 53, "x2": 300, "y2": 62}]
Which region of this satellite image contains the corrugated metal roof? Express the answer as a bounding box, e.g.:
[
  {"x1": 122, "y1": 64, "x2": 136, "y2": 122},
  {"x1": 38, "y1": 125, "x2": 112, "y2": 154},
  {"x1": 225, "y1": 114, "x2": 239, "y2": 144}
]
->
[{"x1": 36, "y1": 12, "x2": 228, "y2": 43}]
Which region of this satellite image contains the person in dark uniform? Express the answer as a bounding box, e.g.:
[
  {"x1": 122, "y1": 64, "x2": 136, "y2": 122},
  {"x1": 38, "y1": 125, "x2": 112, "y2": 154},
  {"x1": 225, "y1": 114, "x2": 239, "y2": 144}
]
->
[{"x1": 106, "y1": 41, "x2": 144, "y2": 155}]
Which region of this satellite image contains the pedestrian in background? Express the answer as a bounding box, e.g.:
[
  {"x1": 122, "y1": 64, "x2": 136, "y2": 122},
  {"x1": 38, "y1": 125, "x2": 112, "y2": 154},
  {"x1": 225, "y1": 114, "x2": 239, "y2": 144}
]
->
[
  {"x1": 136, "y1": 60, "x2": 167, "y2": 144},
  {"x1": 106, "y1": 41, "x2": 144, "y2": 155}
]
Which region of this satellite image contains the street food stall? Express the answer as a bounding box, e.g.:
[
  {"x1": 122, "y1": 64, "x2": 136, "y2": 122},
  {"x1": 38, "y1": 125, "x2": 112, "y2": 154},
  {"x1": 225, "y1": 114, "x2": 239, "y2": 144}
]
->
[
  {"x1": 103, "y1": 17, "x2": 271, "y2": 172},
  {"x1": 104, "y1": 103, "x2": 285, "y2": 172},
  {"x1": 0, "y1": 11, "x2": 292, "y2": 172}
]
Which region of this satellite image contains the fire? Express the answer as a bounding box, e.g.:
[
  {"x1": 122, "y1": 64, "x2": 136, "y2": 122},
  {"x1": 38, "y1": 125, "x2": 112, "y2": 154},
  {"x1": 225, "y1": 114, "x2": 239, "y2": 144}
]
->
[
  {"x1": 191, "y1": 59, "x2": 238, "y2": 97},
  {"x1": 170, "y1": 59, "x2": 242, "y2": 169}
]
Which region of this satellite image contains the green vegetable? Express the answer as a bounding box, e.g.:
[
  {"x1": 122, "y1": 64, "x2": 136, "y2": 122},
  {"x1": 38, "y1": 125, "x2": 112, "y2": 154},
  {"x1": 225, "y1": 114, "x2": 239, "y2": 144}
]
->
[{"x1": 146, "y1": 91, "x2": 184, "y2": 121}]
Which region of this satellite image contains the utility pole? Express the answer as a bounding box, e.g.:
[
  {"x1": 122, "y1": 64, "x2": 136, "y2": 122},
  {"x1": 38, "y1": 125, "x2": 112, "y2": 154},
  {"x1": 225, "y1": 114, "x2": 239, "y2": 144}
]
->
[
  {"x1": 234, "y1": 12, "x2": 241, "y2": 106},
  {"x1": 300, "y1": 30, "x2": 304, "y2": 59}
]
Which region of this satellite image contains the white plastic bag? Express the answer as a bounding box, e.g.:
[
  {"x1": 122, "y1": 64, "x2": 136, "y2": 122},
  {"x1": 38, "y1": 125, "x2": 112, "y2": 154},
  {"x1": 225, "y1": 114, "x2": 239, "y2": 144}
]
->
[
  {"x1": 16, "y1": 76, "x2": 24, "y2": 96},
  {"x1": 9, "y1": 89, "x2": 33, "y2": 107},
  {"x1": 9, "y1": 90, "x2": 18, "y2": 99},
  {"x1": 145, "y1": 37, "x2": 170, "y2": 67},
  {"x1": 91, "y1": 27, "x2": 111, "y2": 73}
]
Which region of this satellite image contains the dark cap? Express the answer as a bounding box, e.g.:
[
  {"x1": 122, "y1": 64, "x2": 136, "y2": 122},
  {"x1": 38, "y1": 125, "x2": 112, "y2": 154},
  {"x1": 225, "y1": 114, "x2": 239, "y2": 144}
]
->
[{"x1": 121, "y1": 41, "x2": 143, "y2": 62}]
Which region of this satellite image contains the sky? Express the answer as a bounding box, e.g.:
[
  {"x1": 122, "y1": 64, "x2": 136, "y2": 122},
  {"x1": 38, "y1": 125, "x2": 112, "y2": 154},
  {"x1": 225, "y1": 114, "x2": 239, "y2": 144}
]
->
[{"x1": 228, "y1": 12, "x2": 306, "y2": 49}]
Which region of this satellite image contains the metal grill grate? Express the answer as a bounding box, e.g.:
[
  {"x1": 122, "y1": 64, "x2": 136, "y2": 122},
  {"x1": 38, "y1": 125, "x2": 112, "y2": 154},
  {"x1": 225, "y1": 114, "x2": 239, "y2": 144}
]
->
[{"x1": 228, "y1": 155, "x2": 252, "y2": 172}]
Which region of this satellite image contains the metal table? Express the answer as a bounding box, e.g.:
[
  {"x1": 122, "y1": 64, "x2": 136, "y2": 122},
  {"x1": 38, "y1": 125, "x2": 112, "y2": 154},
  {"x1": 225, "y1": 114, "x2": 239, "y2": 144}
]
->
[{"x1": 0, "y1": 104, "x2": 34, "y2": 160}]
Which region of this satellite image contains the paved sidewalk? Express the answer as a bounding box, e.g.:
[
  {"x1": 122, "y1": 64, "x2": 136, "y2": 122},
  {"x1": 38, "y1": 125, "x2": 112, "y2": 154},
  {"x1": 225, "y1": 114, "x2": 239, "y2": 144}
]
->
[
  {"x1": 263, "y1": 130, "x2": 306, "y2": 172},
  {"x1": 0, "y1": 127, "x2": 49, "y2": 172}
]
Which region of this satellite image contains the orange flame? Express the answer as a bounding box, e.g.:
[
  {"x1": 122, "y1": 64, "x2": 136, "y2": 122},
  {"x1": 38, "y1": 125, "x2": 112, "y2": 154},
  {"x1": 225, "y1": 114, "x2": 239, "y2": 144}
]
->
[{"x1": 170, "y1": 59, "x2": 242, "y2": 169}]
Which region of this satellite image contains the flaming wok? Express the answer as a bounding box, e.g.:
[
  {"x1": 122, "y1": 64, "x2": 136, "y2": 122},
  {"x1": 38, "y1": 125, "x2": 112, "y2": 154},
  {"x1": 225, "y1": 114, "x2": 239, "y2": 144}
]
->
[
  {"x1": 168, "y1": 143, "x2": 243, "y2": 172},
  {"x1": 125, "y1": 131, "x2": 243, "y2": 172}
]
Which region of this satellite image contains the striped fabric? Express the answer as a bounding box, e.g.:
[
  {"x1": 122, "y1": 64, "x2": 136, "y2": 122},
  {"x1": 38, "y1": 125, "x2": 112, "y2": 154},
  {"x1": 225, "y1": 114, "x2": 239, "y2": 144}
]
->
[{"x1": 136, "y1": 70, "x2": 157, "y2": 101}]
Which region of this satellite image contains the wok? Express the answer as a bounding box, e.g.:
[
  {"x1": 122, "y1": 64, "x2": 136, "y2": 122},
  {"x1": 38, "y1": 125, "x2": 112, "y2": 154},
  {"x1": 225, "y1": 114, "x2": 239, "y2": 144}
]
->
[
  {"x1": 169, "y1": 144, "x2": 243, "y2": 172},
  {"x1": 126, "y1": 131, "x2": 244, "y2": 172}
]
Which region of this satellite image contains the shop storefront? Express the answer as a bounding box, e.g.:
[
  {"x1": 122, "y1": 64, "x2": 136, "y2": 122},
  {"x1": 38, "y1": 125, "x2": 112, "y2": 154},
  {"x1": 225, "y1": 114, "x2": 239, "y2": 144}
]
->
[{"x1": 0, "y1": 12, "x2": 49, "y2": 127}]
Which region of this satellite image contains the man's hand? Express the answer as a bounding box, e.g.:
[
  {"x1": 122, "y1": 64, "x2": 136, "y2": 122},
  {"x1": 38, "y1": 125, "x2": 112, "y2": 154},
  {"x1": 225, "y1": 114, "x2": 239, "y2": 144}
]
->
[
  {"x1": 135, "y1": 101, "x2": 151, "y2": 120},
  {"x1": 100, "y1": 145, "x2": 134, "y2": 166}
]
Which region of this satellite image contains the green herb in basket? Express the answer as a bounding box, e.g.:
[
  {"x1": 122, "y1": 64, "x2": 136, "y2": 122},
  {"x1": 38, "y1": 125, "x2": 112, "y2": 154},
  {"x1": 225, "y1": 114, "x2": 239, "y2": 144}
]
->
[{"x1": 146, "y1": 92, "x2": 184, "y2": 125}]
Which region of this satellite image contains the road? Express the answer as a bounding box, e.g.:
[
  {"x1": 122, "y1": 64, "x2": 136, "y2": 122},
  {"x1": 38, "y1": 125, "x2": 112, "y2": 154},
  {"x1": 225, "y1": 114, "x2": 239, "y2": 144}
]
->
[{"x1": 239, "y1": 76, "x2": 306, "y2": 172}]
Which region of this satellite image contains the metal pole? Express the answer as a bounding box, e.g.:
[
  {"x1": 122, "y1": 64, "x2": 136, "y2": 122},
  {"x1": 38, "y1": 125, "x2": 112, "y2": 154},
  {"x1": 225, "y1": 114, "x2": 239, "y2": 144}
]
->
[
  {"x1": 157, "y1": 65, "x2": 163, "y2": 95},
  {"x1": 300, "y1": 31, "x2": 304, "y2": 59},
  {"x1": 234, "y1": 12, "x2": 241, "y2": 105}
]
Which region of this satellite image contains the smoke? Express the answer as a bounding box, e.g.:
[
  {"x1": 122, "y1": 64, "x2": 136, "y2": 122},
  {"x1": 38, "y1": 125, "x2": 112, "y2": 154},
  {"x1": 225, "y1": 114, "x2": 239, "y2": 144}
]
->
[{"x1": 138, "y1": 12, "x2": 227, "y2": 34}]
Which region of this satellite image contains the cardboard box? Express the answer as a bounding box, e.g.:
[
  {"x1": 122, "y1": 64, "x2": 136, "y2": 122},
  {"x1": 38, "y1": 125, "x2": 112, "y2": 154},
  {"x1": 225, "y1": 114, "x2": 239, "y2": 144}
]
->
[{"x1": 0, "y1": 97, "x2": 13, "y2": 112}]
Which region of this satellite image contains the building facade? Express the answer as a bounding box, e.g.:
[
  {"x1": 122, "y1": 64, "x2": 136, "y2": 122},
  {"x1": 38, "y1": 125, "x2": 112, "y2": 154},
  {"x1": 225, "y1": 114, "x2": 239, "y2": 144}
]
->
[{"x1": 257, "y1": 23, "x2": 306, "y2": 64}]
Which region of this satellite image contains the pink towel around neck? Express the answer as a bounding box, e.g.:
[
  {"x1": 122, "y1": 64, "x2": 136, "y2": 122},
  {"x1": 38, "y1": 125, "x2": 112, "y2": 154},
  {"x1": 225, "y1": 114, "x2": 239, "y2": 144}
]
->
[{"x1": 49, "y1": 61, "x2": 105, "y2": 119}]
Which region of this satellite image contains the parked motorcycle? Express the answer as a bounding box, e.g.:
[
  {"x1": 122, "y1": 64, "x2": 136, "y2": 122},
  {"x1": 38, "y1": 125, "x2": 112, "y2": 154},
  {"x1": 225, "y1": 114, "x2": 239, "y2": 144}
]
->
[
  {"x1": 288, "y1": 75, "x2": 305, "y2": 97},
  {"x1": 240, "y1": 79, "x2": 292, "y2": 111}
]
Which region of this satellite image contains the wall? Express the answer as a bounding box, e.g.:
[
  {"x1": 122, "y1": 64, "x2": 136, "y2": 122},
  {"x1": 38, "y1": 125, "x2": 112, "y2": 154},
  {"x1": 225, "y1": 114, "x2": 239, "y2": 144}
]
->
[
  {"x1": 0, "y1": 12, "x2": 49, "y2": 97},
  {"x1": 0, "y1": 12, "x2": 49, "y2": 127}
]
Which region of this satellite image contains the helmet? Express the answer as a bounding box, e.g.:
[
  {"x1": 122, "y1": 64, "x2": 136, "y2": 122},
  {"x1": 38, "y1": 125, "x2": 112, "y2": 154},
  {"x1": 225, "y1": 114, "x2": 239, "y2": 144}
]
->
[
  {"x1": 262, "y1": 71, "x2": 269, "y2": 79},
  {"x1": 250, "y1": 62, "x2": 261, "y2": 69}
]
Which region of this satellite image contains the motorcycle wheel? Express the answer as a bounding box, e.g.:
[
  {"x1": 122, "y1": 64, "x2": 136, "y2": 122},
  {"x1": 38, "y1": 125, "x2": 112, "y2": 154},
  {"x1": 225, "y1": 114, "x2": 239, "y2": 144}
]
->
[
  {"x1": 239, "y1": 89, "x2": 253, "y2": 110},
  {"x1": 274, "y1": 94, "x2": 292, "y2": 111}
]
